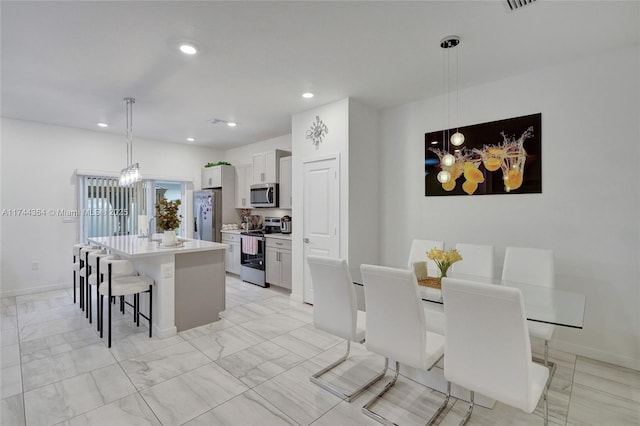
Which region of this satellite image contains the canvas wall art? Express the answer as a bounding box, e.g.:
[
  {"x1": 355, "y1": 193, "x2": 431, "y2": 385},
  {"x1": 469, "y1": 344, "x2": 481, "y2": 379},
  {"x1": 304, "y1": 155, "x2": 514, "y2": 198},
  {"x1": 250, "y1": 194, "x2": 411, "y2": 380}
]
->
[{"x1": 424, "y1": 113, "x2": 542, "y2": 196}]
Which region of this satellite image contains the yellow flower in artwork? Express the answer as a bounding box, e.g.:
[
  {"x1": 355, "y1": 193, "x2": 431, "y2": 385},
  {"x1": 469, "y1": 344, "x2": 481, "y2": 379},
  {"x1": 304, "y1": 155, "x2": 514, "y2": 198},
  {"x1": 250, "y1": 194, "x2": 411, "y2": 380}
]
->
[
  {"x1": 442, "y1": 179, "x2": 457, "y2": 191},
  {"x1": 504, "y1": 169, "x2": 523, "y2": 191},
  {"x1": 464, "y1": 166, "x2": 485, "y2": 184},
  {"x1": 483, "y1": 157, "x2": 502, "y2": 172},
  {"x1": 462, "y1": 180, "x2": 478, "y2": 195}
]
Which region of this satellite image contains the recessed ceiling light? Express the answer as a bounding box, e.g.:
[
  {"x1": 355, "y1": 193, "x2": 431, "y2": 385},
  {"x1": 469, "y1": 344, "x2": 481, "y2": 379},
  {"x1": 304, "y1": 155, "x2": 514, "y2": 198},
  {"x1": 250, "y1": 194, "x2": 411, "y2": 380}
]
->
[
  {"x1": 186, "y1": 137, "x2": 195, "y2": 142},
  {"x1": 302, "y1": 92, "x2": 314, "y2": 99},
  {"x1": 430, "y1": 141, "x2": 438, "y2": 145},
  {"x1": 97, "y1": 122, "x2": 108, "y2": 128},
  {"x1": 227, "y1": 122, "x2": 237, "y2": 127},
  {"x1": 179, "y1": 43, "x2": 197, "y2": 55}
]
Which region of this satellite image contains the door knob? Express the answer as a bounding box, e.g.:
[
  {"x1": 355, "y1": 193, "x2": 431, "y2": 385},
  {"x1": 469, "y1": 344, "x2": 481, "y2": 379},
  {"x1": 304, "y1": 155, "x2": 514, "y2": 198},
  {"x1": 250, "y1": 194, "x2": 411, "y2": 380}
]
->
[{"x1": 303, "y1": 238, "x2": 310, "y2": 244}]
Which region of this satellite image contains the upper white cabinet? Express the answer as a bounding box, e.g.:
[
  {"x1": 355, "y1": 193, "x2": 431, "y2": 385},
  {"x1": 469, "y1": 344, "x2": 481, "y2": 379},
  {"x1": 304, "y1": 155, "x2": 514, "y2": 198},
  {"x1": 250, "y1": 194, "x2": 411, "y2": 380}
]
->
[
  {"x1": 201, "y1": 165, "x2": 238, "y2": 224},
  {"x1": 234, "y1": 163, "x2": 252, "y2": 209},
  {"x1": 252, "y1": 149, "x2": 291, "y2": 184},
  {"x1": 202, "y1": 165, "x2": 234, "y2": 189},
  {"x1": 279, "y1": 156, "x2": 292, "y2": 209}
]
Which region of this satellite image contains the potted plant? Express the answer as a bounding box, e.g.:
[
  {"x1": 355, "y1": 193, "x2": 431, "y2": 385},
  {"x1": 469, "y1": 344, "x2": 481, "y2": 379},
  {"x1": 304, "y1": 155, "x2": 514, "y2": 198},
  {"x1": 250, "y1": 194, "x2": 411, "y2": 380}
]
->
[{"x1": 155, "y1": 198, "x2": 182, "y2": 246}]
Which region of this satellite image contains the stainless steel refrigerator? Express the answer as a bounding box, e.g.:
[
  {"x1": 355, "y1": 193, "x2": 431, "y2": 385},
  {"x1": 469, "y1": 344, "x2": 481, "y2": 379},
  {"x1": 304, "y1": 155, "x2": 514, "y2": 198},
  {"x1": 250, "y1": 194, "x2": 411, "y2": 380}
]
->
[{"x1": 193, "y1": 189, "x2": 222, "y2": 242}]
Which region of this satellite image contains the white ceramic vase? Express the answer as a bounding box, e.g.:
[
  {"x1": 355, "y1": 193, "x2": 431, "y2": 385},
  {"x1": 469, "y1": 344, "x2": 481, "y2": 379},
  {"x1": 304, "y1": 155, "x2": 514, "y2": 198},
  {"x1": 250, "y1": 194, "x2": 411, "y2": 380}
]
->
[{"x1": 162, "y1": 230, "x2": 177, "y2": 246}]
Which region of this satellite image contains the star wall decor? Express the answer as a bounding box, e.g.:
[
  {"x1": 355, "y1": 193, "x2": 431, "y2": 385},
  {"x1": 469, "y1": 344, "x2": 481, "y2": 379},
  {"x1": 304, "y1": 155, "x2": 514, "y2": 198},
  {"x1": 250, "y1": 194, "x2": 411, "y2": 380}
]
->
[{"x1": 306, "y1": 115, "x2": 328, "y2": 149}]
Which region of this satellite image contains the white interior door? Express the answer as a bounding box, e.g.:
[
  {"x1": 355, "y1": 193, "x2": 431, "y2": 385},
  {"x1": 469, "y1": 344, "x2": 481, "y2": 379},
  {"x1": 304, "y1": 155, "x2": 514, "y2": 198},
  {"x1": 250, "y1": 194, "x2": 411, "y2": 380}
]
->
[{"x1": 303, "y1": 156, "x2": 340, "y2": 303}]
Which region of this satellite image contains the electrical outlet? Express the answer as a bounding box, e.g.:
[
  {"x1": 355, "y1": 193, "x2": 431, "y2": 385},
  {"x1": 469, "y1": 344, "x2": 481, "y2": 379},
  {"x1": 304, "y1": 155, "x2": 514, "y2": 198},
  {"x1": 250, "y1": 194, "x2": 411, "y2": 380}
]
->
[
  {"x1": 161, "y1": 264, "x2": 173, "y2": 278},
  {"x1": 31, "y1": 262, "x2": 39, "y2": 270}
]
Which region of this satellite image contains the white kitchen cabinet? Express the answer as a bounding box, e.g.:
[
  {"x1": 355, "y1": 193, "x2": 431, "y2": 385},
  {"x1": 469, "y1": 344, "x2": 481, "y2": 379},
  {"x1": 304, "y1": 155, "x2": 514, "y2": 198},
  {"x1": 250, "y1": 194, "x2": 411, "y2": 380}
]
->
[
  {"x1": 279, "y1": 156, "x2": 292, "y2": 209},
  {"x1": 234, "y1": 163, "x2": 252, "y2": 209},
  {"x1": 252, "y1": 149, "x2": 291, "y2": 184},
  {"x1": 200, "y1": 165, "x2": 238, "y2": 225},
  {"x1": 221, "y1": 232, "x2": 241, "y2": 275},
  {"x1": 265, "y1": 237, "x2": 292, "y2": 289},
  {"x1": 202, "y1": 165, "x2": 234, "y2": 189}
]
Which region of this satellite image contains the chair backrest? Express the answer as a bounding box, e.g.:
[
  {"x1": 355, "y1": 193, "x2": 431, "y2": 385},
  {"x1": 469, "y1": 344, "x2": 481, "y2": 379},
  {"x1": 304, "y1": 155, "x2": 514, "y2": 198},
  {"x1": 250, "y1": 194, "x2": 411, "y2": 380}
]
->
[
  {"x1": 307, "y1": 256, "x2": 358, "y2": 341},
  {"x1": 408, "y1": 239, "x2": 445, "y2": 276},
  {"x1": 451, "y1": 243, "x2": 495, "y2": 278},
  {"x1": 101, "y1": 257, "x2": 130, "y2": 277},
  {"x1": 502, "y1": 247, "x2": 554, "y2": 288},
  {"x1": 88, "y1": 250, "x2": 107, "y2": 269},
  {"x1": 73, "y1": 243, "x2": 91, "y2": 257},
  {"x1": 360, "y1": 264, "x2": 428, "y2": 369},
  {"x1": 442, "y1": 277, "x2": 535, "y2": 412}
]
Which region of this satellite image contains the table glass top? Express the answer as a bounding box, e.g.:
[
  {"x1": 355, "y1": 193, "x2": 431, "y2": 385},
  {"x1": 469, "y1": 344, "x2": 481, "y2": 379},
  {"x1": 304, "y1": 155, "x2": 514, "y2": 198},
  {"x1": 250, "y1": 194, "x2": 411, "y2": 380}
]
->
[{"x1": 420, "y1": 273, "x2": 586, "y2": 329}]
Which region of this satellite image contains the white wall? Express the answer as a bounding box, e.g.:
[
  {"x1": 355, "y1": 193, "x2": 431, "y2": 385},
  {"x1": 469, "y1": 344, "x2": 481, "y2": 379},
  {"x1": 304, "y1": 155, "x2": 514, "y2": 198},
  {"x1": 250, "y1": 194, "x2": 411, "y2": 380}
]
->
[
  {"x1": 223, "y1": 134, "x2": 291, "y2": 166},
  {"x1": 290, "y1": 98, "x2": 381, "y2": 300},
  {"x1": 379, "y1": 46, "x2": 640, "y2": 370},
  {"x1": 347, "y1": 100, "x2": 381, "y2": 283},
  {"x1": 0, "y1": 118, "x2": 222, "y2": 296},
  {"x1": 291, "y1": 98, "x2": 350, "y2": 302}
]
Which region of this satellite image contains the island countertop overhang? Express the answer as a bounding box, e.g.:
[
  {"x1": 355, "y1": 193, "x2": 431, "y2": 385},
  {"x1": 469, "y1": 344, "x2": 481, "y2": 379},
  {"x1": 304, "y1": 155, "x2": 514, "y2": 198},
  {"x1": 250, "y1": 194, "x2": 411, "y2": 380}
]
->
[{"x1": 88, "y1": 234, "x2": 228, "y2": 258}]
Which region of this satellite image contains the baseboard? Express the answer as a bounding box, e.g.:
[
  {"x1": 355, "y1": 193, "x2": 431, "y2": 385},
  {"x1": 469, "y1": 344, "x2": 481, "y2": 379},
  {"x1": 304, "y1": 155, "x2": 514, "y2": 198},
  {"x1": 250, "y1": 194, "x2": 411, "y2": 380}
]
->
[
  {"x1": 553, "y1": 340, "x2": 640, "y2": 371},
  {"x1": 0, "y1": 282, "x2": 69, "y2": 298},
  {"x1": 289, "y1": 291, "x2": 304, "y2": 303}
]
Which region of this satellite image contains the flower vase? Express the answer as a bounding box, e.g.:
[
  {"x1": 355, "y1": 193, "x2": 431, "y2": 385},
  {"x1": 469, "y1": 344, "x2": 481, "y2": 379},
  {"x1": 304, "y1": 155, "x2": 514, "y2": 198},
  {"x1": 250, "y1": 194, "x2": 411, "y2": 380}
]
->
[
  {"x1": 162, "y1": 230, "x2": 177, "y2": 246},
  {"x1": 437, "y1": 266, "x2": 449, "y2": 286}
]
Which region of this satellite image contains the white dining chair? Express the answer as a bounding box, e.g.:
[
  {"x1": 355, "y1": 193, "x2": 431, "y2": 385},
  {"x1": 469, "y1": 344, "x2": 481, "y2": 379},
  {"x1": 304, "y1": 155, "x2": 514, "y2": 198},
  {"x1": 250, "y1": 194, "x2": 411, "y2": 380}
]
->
[
  {"x1": 307, "y1": 255, "x2": 386, "y2": 401},
  {"x1": 441, "y1": 277, "x2": 549, "y2": 425},
  {"x1": 451, "y1": 243, "x2": 495, "y2": 278},
  {"x1": 502, "y1": 247, "x2": 555, "y2": 372},
  {"x1": 99, "y1": 258, "x2": 154, "y2": 348},
  {"x1": 408, "y1": 239, "x2": 444, "y2": 277},
  {"x1": 360, "y1": 264, "x2": 448, "y2": 425}
]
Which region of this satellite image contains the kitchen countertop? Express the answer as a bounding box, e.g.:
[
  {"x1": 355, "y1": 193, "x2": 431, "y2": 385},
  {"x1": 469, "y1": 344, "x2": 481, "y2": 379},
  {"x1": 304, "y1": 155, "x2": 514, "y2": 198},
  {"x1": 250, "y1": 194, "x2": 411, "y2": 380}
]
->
[
  {"x1": 220, "y1": 229, "x2": 242, "y2": 234},
  {"x1": 89, "y1": 234, "x2": 228, "y2": 258},
  {"x1": 266, "y1": 233, "x2": 291, "y2": 240}
]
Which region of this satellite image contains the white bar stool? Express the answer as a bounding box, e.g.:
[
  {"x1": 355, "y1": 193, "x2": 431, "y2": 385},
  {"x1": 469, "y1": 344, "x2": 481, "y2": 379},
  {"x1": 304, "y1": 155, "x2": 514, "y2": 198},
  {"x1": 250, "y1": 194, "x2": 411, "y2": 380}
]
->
[
  {"x1": 86, "y1": 251, "x2": 119, "y2": 330},
  {"x1": 78, "y1": 246, "x2": 102, "y2": 313},
  {"x1": 72, "y1": 243, "x2": 96, "y2": 307},
  {"x1": 99, "y1": 258, "x2": 154, "y2": 348}
]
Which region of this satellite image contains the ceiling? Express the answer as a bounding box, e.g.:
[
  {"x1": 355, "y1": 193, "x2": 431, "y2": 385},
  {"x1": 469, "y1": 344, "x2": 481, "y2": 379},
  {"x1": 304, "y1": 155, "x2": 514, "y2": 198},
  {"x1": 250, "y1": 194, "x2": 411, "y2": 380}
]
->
[{"x1": 1, "y1": 1, "x2": 638, "y2": 150}]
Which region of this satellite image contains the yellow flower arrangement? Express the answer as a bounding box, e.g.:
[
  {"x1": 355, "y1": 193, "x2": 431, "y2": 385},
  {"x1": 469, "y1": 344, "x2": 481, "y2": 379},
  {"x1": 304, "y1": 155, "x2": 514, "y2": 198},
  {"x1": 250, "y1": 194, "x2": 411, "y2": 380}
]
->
[{"x1": 427, "y1": 248, "x2": 463, "y2": 279}]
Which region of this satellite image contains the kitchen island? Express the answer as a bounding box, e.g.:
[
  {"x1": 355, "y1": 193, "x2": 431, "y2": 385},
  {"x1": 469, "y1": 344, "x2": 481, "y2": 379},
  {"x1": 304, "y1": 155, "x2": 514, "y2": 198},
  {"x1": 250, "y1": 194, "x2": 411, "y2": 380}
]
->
[{"x1": 88, "y1": 235, "x2": 228, "y2": 337}]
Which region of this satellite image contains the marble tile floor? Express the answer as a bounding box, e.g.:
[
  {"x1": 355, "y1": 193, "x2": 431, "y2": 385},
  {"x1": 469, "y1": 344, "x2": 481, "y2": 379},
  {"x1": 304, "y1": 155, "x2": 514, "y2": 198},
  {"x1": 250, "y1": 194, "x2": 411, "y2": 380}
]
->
[{"x1": 1, "y1": 275, "x2": 639, "y2": 426}]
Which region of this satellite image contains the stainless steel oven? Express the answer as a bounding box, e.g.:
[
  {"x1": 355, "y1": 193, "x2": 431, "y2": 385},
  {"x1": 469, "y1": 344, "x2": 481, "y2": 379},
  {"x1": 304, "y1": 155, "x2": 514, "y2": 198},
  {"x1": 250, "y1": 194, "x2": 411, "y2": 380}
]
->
[{"x1": 240, "y1": 231, "x2": 267, "y2": 287}]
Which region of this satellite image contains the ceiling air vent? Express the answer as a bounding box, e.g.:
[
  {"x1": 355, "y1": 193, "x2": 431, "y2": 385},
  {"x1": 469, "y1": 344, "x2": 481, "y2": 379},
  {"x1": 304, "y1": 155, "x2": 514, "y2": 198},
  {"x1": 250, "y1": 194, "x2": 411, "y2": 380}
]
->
[
  {"x1": 209, "y1": 118, "x2": 228, "y2": 125},
  {"x1": 506, "y1": 0, "x2": 536, "y2": 11}
]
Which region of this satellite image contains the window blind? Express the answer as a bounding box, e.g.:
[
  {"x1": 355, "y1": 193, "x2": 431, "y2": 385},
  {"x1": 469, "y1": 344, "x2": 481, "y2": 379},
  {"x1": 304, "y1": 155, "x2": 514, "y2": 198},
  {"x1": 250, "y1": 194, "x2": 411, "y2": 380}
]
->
[{"x1": 79, "y1": 175, "x2": 147, "y2": 241}]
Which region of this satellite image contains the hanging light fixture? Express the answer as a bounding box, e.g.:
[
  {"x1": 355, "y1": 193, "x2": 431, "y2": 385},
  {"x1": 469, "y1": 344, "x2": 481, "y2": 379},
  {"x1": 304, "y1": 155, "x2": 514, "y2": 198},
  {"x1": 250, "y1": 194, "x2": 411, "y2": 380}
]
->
[
  {"x1": 441, "y1": 35, "x2": 465, "y2": 147},
  {"x1": 119, "y1": 97, "x2": 141, "y2": 187}
]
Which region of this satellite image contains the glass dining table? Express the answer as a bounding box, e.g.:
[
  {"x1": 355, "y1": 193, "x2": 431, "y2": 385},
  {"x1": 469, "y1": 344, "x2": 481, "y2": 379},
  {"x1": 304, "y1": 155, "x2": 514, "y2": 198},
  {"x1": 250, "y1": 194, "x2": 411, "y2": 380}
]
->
[{"x1": 420, "y1": 273, "x2": 586, "y2": 329}]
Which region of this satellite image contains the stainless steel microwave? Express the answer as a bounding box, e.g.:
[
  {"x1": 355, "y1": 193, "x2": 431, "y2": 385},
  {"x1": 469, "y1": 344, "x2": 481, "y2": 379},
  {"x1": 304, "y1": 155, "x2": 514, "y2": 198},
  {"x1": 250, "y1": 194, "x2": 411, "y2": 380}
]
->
[{"x1": 250, "y1": 183, "x2": 278, "y2": 208}]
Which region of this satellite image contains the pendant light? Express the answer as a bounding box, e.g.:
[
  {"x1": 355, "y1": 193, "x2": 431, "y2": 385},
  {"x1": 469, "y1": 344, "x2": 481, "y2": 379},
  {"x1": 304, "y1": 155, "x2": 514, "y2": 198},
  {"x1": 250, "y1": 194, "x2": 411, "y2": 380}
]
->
[
  {"x1": 441, "y1": 35, "x2": 465, "y2": 147},
  {"x1": 119, "y1": 97, "x2": 141, "y2": 186}
]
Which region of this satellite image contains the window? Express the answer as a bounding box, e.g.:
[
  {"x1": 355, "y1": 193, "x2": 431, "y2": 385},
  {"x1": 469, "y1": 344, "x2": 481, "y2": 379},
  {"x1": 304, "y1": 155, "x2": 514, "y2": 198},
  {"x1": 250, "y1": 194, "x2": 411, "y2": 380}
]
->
[
  {"x1": 79, "y1": 176, "x2": 148, "y2": 241},
  {"x1": 153, "y1": 180, "x2": 185, "y2": 236}
]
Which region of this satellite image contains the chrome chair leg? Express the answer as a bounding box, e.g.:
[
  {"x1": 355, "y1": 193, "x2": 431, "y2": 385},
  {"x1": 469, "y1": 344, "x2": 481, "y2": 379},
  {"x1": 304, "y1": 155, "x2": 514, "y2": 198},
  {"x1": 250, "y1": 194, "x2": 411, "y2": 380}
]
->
[
  {"x1": 361, "y1": 358, "x2": 396, "y2": 425},
  {"x1": 533, "y1": 340, "x2": 556, "y2": 388},
  {"x1": 459, "y1": 390, "x2": 475, "y2": 426},
  {"x1": 362, "y1": 358, "x2": 449, "y2": 426},
  {"x1": 428, "y1": 380, "x2": 450, "y2": 425},
  {"x1": 310, "y1": 340, "x2": 386, "y2": 402},
  {"x1": 543, "y1": 381, "x2": 549, "y2": 426}
]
